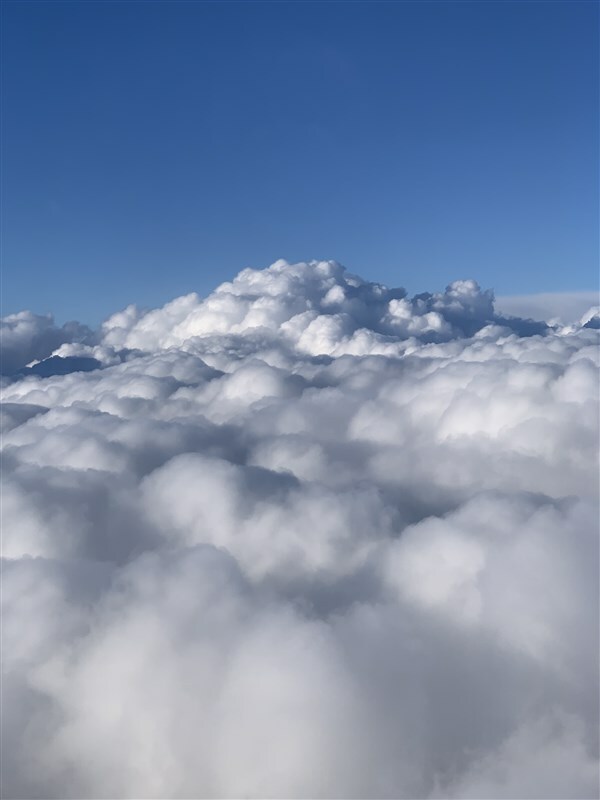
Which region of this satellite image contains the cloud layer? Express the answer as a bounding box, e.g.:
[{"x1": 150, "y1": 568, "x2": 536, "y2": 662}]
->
[
  {"x1": 496, "y1": 291, "x2": 599, "y2": 327},
  {"x1": 2, "y1": 260, "x2": 599, "y2": 799}
]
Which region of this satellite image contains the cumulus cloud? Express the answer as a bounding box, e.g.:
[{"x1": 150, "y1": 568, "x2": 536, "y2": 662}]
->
[
  {"x1": 2, "y1": 260, "x2": 598, "y2": 799},
  {"x1": 0, "y1": 311, "x2": 94, "y2": 376}
]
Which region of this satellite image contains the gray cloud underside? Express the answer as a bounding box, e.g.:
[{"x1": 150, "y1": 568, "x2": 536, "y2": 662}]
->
[{"x1": 2, "y1": 261, "x2": 599, "y2": 799}]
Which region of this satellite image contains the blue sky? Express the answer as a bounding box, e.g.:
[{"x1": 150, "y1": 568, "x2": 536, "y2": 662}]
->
[{"x1": 2, "y1": 0, "x2": 598, "y2": 325}]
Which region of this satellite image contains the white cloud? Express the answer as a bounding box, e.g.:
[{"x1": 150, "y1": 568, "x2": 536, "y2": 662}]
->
[
  {"x1": 496, "y1": 290, "x2": 599, "y2": 325},
  {"x1": 0, "y1": 311, "x2": 94, "y2": 375},
  {"x1": 2, "y1": 260, "x2": 598, "y2": 798}
]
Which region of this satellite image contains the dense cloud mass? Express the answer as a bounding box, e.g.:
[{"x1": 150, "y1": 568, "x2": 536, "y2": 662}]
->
[
  {"x1": 0, "y1": 311, "x2": 94, "y2": 376},
  {"x1": 2, "y1": 260, "x2": 599, "y2": 799}
]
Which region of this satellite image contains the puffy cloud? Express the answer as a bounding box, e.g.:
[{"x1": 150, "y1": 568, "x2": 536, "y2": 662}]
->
[
  {"x1": 0, "y1": 311, "x2": 94, "y2": 375},
  {"x1": 2, "y1": 260, "x2": 598, "y2": 798}
]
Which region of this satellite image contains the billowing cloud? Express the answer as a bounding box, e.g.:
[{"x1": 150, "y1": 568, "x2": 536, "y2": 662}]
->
[
  {"x1": 2, "y1": 260, "x2": 598, "y2": 799},
  {"x1": 0, "y1": 311, "x2": 94, "y2": 376}
]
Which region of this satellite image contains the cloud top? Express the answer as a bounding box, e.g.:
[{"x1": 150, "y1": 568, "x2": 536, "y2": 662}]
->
[{"x1": 2, "y1": 260, "x2": 598, "y2": 799}]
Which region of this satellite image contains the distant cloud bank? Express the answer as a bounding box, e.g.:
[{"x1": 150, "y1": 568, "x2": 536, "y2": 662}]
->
[
  {"x1": 496, "y1": 290, "x2": 599, "y2": 326},
  {"x1": 2, "y1": 260, "x2": 598, "y2": 799}
]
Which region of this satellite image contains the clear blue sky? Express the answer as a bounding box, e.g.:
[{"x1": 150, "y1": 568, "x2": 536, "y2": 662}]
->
[{"x1": 2, "y1": 0, "x2": 598, "y2": 325}]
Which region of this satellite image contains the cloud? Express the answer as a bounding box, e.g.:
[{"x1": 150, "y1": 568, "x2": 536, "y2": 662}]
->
[
  {"x1": 2, "y1": 260, "x2": 598, "y2": 799},
  {"x1": 0, "y1": 311, "x2": 94, "y2": 376},
  {"x1": 496, "y1": 291, "x2": 599, "y2": 325}
]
